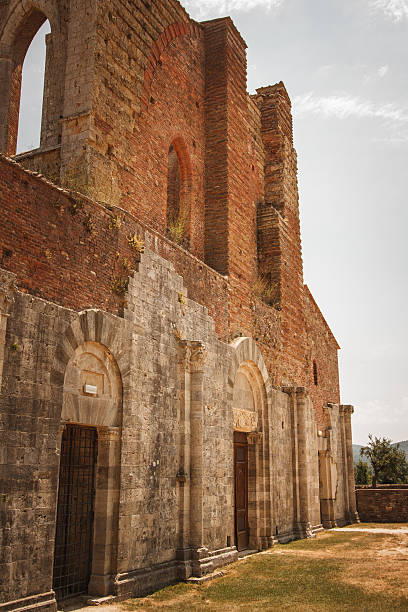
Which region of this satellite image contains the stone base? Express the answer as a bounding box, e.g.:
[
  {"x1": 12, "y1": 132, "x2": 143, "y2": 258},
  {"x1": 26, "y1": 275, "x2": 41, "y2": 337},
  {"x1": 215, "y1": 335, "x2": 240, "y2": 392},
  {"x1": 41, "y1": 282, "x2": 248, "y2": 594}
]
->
[
  {"x1": 0, "y1": 591, "x2": 57, "y2": 612},
  {"x1": 186, "y1": 571, "x2": 225, "y2": 584},
  {"x1": 115, "y1": 560, "x2": 180, "y2": 599},
  {"x1": 294, "y1": 522, "x2": 316, "y2": 539},
  {"x1": 114, "y1": 546, "x2": 238, "y2": 598},
  {"x1": 88, "y1": 573, "x2": 113, "y2": 597}
]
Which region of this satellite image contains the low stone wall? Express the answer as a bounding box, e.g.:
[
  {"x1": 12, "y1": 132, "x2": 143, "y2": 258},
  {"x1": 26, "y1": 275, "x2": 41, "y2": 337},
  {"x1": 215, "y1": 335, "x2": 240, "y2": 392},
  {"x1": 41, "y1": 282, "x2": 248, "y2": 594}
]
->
[{"x1": 356, "y1": 487, "x2": 408, "y2": 522}]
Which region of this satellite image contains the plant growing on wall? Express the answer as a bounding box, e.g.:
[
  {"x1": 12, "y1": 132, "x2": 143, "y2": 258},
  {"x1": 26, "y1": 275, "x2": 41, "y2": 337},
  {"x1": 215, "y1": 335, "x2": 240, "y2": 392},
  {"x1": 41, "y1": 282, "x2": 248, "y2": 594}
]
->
[
  {"x1": 111, "y1": 276, "x2": 129, "y2": 297},
  {"x1": 252, "y1": 275, "x2": 280, "y2": 308},
  {"x1": 167, "y1": 212, "x2": 188, "y2": 247},
  {"x1": 127, "y1": 233, "x2": 145, "y2": 253}
]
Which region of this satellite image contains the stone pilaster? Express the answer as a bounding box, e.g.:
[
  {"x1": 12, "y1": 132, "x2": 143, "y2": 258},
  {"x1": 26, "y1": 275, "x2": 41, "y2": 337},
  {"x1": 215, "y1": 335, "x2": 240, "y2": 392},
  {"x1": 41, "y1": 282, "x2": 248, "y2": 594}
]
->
[
  {"x1": 0, "y1": 270, "x2": 17, "y2": 392},
  {"x1": 283, "y1": 386, "x2": 315, "y2": 538},
  {"x1": 247, "y1": 432, "x2": 262, "y2": 550},
  {"x1": 318, "y1": 449, "x2": 337, "y2": 528},
  {"x1": 189, "y1": 343, "x2": 209, "y2": 575},
  {"x1": 176, "y1": 341, "x2": 212, "y2": 577},
  {"x1": 340, "y1": 405, "x2": 360, "y2": 524},
  {"x1": 176, "y1": 341, "x2": 192, "y2": 575},
  {"x1": 88, "y1": 426, "x2": 121, "y2": 596}
]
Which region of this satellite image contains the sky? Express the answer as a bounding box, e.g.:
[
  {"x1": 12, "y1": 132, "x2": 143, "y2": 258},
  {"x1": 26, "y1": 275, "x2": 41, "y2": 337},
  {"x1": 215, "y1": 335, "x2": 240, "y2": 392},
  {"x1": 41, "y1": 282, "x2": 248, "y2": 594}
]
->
[{"x1": 18, "y1": 0, "x2": 407, "y2": 445}]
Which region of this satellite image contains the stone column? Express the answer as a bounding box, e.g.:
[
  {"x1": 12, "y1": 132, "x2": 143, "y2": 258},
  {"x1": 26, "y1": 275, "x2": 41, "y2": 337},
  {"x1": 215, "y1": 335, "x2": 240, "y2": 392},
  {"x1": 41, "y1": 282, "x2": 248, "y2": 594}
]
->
[
  {"x1": 0, "y1": 270, "x2": 17, "y2": 392},
  {"x1": 340, "y1": 405, "x2": 360, "y2": 524},
  {"x1": 89, "y1": 427, "x2": 121, "y2": 596},
  {"x1": 283, "y1": 386, "x2": 314, "y2": 538},
  {"x1": 188, "y1": 343, "x2": 212, "y2": 576},
  {"x1": 318, "y1": 449, "x2": 336, "y2": 528}
]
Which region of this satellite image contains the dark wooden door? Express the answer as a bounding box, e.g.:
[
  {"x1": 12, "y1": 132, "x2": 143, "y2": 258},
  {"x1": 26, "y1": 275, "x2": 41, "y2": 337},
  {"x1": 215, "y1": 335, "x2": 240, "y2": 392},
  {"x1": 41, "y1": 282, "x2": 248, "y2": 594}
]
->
[
  {"x1": 234, "y1": 431, "x2": 249, "y2": 551},
  {"x1": 53, "y1": 425, "x2": 98, "y2": 600}
]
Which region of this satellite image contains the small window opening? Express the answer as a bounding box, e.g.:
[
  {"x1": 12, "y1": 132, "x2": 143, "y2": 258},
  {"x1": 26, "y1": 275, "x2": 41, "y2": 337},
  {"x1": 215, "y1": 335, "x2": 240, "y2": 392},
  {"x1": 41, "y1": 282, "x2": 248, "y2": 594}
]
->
[
  {"x1": 313, "y1": 360, "x2": 318, "y2": 386},
  {"x1": 17, "y1": 20, "x2": 50, "y2": 154}
]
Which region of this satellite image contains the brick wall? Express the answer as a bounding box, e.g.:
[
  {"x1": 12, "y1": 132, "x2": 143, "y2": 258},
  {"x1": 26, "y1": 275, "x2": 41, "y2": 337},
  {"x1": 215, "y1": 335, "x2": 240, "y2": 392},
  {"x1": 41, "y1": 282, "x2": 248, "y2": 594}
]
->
[
  {"x1": 0, "y1": 155, "x2": 229, "y2": 338},
  {"x1": 304, "y1": 285, "x2": 340, "y2": 428},
  {"x1": 356, "y1": 487, "x2": 408, "y2": 522},
  {"x1": 0, "y1": 0, "x2": 343, "y2": 431}
]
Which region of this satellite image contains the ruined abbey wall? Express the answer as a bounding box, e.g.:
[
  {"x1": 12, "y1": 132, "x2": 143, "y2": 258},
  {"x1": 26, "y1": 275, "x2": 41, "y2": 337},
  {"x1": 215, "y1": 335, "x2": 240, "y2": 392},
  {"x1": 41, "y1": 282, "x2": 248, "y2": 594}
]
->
[{"x1": 0, "y1": 0, "x2": 358, "y2": 609}]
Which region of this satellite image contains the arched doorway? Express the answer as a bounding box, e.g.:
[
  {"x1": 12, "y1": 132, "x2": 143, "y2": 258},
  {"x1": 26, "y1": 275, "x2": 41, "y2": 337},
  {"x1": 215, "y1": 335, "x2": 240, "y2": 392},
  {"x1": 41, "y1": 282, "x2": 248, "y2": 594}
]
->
[
  {"x1": 229, "y1": 338, "x2": 273, "y2": 552},
  {"x1": 53, "y1": 341, "x2": 122, "y2": 601}
]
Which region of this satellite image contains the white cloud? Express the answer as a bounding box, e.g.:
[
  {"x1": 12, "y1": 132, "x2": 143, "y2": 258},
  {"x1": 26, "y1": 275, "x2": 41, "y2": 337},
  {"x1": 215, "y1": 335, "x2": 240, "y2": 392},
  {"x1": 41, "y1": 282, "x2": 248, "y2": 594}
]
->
[
  {"x1": 378, "y1": 64, "x2": 389, "y2": 78},
  {"x1": 183, "y1": 0, "x2": 283, "y2": 18},
  {"x1": 369, "y1": 0, "x2": 408, "y2": 21},
  {"x1": 294, "y1": 92, "x2": 408, "y2": 125}
]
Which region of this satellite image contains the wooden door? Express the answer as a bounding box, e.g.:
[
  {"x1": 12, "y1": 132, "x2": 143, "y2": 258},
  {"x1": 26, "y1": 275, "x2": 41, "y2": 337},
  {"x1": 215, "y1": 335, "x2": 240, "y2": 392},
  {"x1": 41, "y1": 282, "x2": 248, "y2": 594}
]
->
[
  {"x1": 234, "y1": 431, "x2": 249, "y2": 551},
  {"x1": 53, "y1": 425, "x2": 98, "y2": 600}
]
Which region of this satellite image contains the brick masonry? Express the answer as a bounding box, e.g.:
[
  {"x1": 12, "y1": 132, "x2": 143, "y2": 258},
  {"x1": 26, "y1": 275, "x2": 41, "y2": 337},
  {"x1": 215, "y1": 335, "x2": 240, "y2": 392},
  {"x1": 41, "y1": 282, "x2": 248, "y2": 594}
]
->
[{"x1": 356, "y1": 487, "x2": 408, "y2": 523}]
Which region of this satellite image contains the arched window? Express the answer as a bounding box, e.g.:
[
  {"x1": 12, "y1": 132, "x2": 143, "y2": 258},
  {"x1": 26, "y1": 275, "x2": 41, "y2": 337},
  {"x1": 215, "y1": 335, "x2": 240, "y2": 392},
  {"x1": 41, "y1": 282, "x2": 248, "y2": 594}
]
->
[
  {"x1": 0, "y1": 7, "x2": 53, "y2": 156},
  {"x1": 166, "y1": 140, "x2": 191, "y2": 248},
  {"x1": 17, "y1": 20, "x2": 51, "y2": 153}
]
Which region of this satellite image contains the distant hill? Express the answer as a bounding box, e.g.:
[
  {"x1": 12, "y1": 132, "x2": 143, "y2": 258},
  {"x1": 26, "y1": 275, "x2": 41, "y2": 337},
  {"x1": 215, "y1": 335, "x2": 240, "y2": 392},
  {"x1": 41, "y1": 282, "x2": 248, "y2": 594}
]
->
[
  {"x1": 353, "y1": 444, "x2": 364, "y2": 464},
  {"x1": 353, "y1": 440, "x2": 408, "y2": 465}
]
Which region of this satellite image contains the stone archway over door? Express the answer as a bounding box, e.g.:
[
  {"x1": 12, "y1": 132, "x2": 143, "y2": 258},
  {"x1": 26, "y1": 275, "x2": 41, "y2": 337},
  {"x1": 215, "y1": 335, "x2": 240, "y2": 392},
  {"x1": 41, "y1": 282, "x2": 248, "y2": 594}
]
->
[
  {"x1": 54, "y1": 341, "x2": 122, "y2": 600},
  {"x1": 229, "y1": 337, "x2": 273, "y2": 552}
]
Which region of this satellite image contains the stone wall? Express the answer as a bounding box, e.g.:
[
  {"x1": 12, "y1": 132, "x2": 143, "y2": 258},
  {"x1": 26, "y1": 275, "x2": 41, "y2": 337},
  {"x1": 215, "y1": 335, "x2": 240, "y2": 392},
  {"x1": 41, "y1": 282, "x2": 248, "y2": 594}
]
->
[
  {"x1": 356, "y1": 487, "x2": 408, "y2": 523},
  {"x1": 0, "y1": 248, "x2": 327, "y2": 608}
]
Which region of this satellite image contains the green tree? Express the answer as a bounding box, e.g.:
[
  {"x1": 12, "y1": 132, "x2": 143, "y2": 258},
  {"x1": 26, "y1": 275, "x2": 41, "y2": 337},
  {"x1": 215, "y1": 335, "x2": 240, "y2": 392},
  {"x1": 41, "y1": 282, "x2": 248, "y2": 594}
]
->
[
  {"x1": 354, "y1": 459, "x2": 372, "y2": 485},
  {"x1": 361, "y1": 434, "x2": 408, "y2": 488}
]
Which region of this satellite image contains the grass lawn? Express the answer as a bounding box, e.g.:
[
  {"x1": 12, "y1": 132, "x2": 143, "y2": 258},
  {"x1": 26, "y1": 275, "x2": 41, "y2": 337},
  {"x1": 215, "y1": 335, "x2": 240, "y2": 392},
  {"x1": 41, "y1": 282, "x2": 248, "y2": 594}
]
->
[{"x1": 118, "y1": 529, "x2": 408, "y2": 611}]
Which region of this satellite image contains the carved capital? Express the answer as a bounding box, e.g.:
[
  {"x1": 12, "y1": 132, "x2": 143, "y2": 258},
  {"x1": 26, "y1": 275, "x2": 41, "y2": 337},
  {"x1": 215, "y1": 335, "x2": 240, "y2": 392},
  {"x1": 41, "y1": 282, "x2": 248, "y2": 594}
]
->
[
  {"x1": 190, "y1": 342, "x2": 206, "y2": 373},
  {"x1": 178, "y1": 341, "x2": 206, "y2": 373},
  {"x1": 340, "y1": 404, "x2": 354, "y2": 416},
  {"x1": 247, "y1": 431, "x2": 263, "y2": 445},
  {"x1": 295, "y1": 386, "x2": 308, "y2": 399},
  {"x1": 281, "y1": 386, "x2": 308, "y2": 399},
  {"x1": 98, "y1": 427, "x2": 121, "y2": 442},
  {"x1": 178, "y1": 341, "x2": 192, "y2": 371},
  {"x1": 0, "y1": 270, "x2": 17, "y2": 315}
]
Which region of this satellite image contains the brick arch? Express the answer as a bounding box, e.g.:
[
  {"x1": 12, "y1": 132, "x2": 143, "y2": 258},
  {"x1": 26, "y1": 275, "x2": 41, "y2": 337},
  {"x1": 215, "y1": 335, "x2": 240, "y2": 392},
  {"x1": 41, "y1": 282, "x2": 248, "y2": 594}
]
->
[
  {"x1": 0, "y1": 0, "x2": 61, "y2": 52},
  {"x1": 141, "y1": 20, "x2": 202, "y2": 114},
  {"x1": 169, "y1": 135, "x2": 192, "y2": 185},
  {"x1": 0, "y1": 0, "x2": 64, "y2": 155}
]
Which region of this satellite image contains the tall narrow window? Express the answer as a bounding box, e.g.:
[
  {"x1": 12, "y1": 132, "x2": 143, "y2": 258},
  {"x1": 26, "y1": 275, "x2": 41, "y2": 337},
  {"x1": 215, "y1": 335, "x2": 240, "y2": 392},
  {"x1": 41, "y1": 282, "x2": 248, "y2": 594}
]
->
[
  {"x1": 167, "y1": 145, "x2": 181, "y2": 226},
  {"x1": 313, "y1": 360, "x2": 318, "y2": 386},
  {"x1": 166, "y1": 143, "x2": 190, "y2": 248},
  {"x1": 17, "y1": 20, "x2": 50, "y2": 153}
]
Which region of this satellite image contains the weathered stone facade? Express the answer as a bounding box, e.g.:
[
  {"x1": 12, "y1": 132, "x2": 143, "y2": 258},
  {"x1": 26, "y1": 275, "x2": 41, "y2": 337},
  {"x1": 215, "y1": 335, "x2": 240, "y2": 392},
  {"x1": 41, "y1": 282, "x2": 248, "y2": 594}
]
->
[{"x1": 0, "y1": 1, "x2": 358, "y2": 610}]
